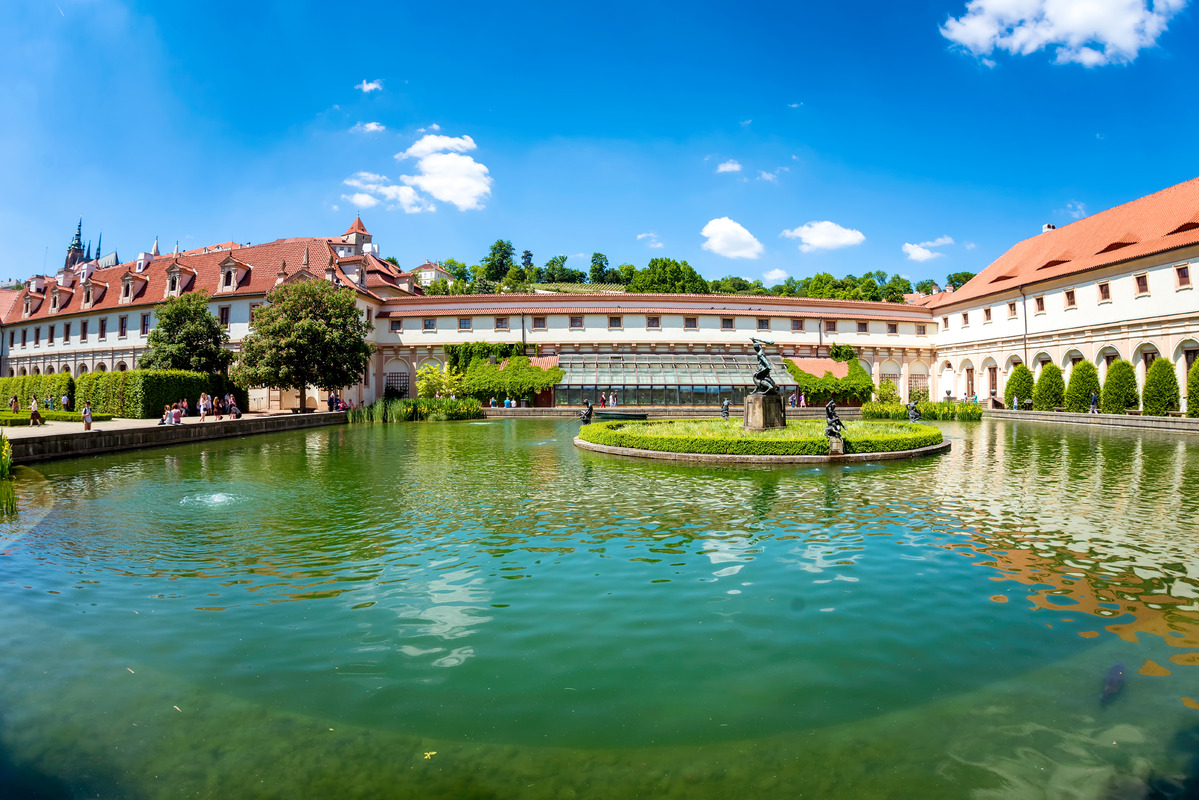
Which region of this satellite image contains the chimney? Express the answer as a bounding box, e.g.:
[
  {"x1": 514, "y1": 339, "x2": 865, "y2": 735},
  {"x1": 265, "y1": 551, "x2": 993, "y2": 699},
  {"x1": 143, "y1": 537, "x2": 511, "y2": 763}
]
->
[
  {"x1": 325, "y1": 255, "x2": 336, "y2": 283},
  {"x1": 136, "y1": 251, "x2": 153, "y2": 273},
  {"x1": 1042, "y1": 223, "x2": 1057, "y2": 233},
  {"x1": 276, "y1": 259, "x2": 287, "y2": 285}
]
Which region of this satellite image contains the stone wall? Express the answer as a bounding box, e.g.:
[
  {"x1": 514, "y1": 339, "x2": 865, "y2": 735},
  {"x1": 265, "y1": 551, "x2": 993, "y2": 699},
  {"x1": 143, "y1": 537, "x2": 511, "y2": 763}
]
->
[{"x1": 984, "y1": 409, "x2": 1199, "y2": 434}]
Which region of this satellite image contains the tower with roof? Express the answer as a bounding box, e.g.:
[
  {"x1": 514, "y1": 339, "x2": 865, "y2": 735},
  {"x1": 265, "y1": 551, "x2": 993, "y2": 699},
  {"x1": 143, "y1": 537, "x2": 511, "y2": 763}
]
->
[
  {"x1": 64, "y1": 218, "x2": 86, "y2": 271},
  {"x1": 342, "y1": 216, "x2": 372, "y2": 255}
]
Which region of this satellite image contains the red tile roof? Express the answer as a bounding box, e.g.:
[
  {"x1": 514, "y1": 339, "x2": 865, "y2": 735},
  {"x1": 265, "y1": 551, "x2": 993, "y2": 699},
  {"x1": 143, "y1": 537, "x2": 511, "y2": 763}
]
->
[
  {"x1": 788, "y1": 358, "x2": 849, "y2": 378},
  {"x1": 934, "y1": 176, "x2": 1199, "y2": 309},
  {"x1": 343, "y1": 217, "x2": 370, "y2": 237},
  {"x1": 0, "y1": 290, "x2": 20, "y2": 321},
  {"x1": 499, "y1": 355, "x2": 560, "y2": 370},
  {"x1": 376, "y1": 305, "x2": 922, "y2": 322}
]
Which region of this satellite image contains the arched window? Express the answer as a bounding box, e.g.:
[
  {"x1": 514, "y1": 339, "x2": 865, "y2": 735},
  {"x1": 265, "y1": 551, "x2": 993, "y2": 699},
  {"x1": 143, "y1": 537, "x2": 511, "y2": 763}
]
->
[{"x1": 116, "y1": 362, "x2": 127, "y2": 372}]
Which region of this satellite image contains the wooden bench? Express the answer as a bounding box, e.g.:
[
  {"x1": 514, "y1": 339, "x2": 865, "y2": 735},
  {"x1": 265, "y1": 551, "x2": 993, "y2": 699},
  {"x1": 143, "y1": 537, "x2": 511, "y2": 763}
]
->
[
  {"x1": 1053, "y1": 407, "x2": 1066, "y2": 413},
  {"x1": 1125, "y1": 410, "x2": 1142, "y2": 416},
  {"x1": 1168, "y1": 411, "x2": 1185, "y2": 417}
]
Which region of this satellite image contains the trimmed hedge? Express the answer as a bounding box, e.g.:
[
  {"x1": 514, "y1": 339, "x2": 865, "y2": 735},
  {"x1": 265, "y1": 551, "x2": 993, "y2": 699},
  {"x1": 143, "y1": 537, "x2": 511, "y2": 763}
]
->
[
  {"x1": 577, "y1": 419, "x2": 942, "y2": 456},
  {"x1": 1064, "y1": 361, "x2": 1101, "y2": 413},
  {"x1": 785, "y1": 357, "x2": 874, "y2": 405},
  {"x1": 1032, "y1": 363, "x2": 1065, "y2": 411},
  {"x1": 1142, "y1": 358, "x2": 1180, "y2": 416},
  {"x1": 0, "y1": 411, "x2": 114, "y2": 426},
  {"x1": 347, "y1": 397, "x2": 484, "y2": 423},
  {"x1": 1189, "y1": 359, "x2": 1199, "y2": 418},
  {"x1": 0, "y1": 374, "x2": 75, "y2": 411},
  {"x1": 74, "y1": 370, "x2": 247, "y2": 419},
  {"x1": 1005, "y1": 364, "x2": 1034, "y2": 410},
  {"x1": 1101, "y1": 360, "x2": 1140, "y2": 414}
]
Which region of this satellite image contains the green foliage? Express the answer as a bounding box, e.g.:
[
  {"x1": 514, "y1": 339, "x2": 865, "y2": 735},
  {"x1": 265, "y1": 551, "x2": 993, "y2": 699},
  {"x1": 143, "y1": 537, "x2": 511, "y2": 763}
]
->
[
  {"x1": 0, "y1": 373, "x2": 76, "y2": 411},
  {"x1": 589, "y1": 252, "x2": 623, "y2": 284},
  {"x1": 1101, "y1": 360, "x2": 1140, "y2": 414},
  {"x1": 1063, "y1": 361, "x2": 1101, "y2": 413},
  {"x1": 347, "y1": 397, "x2": 484, "y2": 423},
  {"x1": 577, "y1": 419, "x2": 942, "y2": 456},
  {"x1": 914, "y1": 279, "x2": 938, "y2": 295},
  {"x1": 442, "y1": 258, "x2": 471, "y2": 282},
  {"x1": 915, "y1": 400, "x2": 958, "y2": 420},
  {"x1": 945, "y1": 271, "x2": 976, "y2": 290},
  {"x1": 955, "y1": 402, "x2": 983, "y2": 421},
  {"x1": 416, "y1": 363, "x2": 465, "y2": 398},
  {"x1": 829, "y1": 343, "x2": 856, "y2": 362},
  {"x1": 1142, "y1": 358, "x2": 1180, "y2": 416},
  {"x1": 0, "y1": 411, "x2": 114, "y2": 426},
  {"x1": 137, "y1": 290, "x2": 233, "y2": 373},
  {"x1": 875, "y1": 379, "x2": 900, "y2": 403},
  {"x1": 625, "y1": 257, "x2": 710, "y2": 294},
  {"x1": 541, "y1": 255, "x2": 587, "y2": 284},
  {"x1": 480, "y1": 240, "x2": 517, "y2": 281},
  {"x1": 72, "y1": 370, "x2": 240, "y2": 418},
  {"x1": 463, "y1": 356, "x2": 564, "y2": 401},
  {"x1": 765, "y1": 270, "x2": 911, "y2": 303},
  {"x1": 1189, "y1": 360, "x2": 1199, "y2": 418},
  {"x1": 0, "y1": 433, "x2": 10, "y2": 479},
  {"x1": 443, "y1": 343, "x2": 526, "y2": 371},
  {"x1": 1005, "y1": 363, "x2": 1035, "y2": 409},
  {"x1": 909, "y1": 386, "x2": 930, "y2": 403},
  {"x1": 1032, "y1": 363, "x2": 1065, "y2": 410},
  {"x1": 784, "y1": 358, "x2": 874, "y2": 405},
  {"x1": 232, "y1": 279, "x2": 374, "y2": 412},
  {"x1": 861, "y1": 402, "x2": 909, "y2": 420}
]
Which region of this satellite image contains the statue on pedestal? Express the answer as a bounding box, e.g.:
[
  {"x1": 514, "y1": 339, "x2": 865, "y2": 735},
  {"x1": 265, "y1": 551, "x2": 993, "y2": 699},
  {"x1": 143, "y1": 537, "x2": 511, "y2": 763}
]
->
[
  {"x1": 721, "y1": 399, "x2": 730, "y2": 420},
  {"x1": 749, "y1": 338, "x2": 780, "y2": 395},
  {"x1": 907, "y1": 401, "x2": 921, "y2": 423},
  {"x1": 824, "y1": 399, "x2": 846, "y2": 438},
  {"x1": 578, "y1": 399, "x2": 593, "y2": 425}
]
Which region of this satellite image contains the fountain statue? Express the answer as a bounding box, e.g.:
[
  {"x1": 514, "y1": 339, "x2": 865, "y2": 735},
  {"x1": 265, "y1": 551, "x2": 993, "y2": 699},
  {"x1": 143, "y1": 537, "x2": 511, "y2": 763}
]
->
[
  {"x1": 578, "y1": 399, "x2": 593, "y2": 425},
  {"x1": 750, "y1": 338, "x2": 781, "y2": 395},
  {"x1": 824, "y1": 399, "x2": 846, "y2": 438},
  {"x1": 907, "y1": 401, "x2": 921, "y2": 423},
  {"x1": 743, "y1": 339, "x2": 786, "y2": 431},
  {"x1": 721, "y1": 399, "x2": 730, "y2": 421}
]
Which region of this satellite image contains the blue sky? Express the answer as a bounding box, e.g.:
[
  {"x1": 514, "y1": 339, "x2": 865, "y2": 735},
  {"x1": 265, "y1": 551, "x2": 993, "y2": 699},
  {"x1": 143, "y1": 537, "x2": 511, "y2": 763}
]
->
[{"x1": 1, "y1": 0, "x2": 1196, "y2": 287}]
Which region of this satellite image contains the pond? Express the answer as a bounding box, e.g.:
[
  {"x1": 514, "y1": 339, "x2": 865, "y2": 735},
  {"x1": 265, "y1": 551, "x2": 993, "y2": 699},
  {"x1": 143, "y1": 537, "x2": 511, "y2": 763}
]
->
[{"x1": 3, "y1": 419, "x2": 1199, "y2": 798}]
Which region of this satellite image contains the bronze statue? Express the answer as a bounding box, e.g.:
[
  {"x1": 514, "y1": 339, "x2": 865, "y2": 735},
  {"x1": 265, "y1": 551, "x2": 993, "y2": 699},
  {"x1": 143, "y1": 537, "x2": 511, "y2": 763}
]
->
[
  {"x1": 749, "y1": 338, "x2": 780, "y2": 395},
  {"x1": 578, "y1": 399, "x2": 593, "y2": 424},
  {"x1": 907, "y1": 401, "x2": 921, "y2": 423},
  {"x1": 824, "y1": 399, "x2": 845, "y2": 438},
  {"x1": 721, "y1": 399, "x2": 730, "y2": 420}
]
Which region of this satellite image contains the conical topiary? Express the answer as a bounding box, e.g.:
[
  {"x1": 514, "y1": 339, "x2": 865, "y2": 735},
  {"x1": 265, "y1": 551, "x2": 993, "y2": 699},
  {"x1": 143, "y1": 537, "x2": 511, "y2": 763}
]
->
[
  {"x1": 1100, "y1": 359, "x2": 1140, "y2": 414},
  {"x1": 1004, "y1": 363, "x2": 1034, "y2": 410},
  {"x1": 1142, "y1": 358, "x2": 1180, "y2": 416},
  {"x1": 1189, "y1": 359, "x2": 1199, "y2": 418},
  {"x1": 1033, "y1": 363, "x2": 1065, "y2": 410},
  {"x1": 1064, "y1": 360, "x2": 1101, "y2": 413}
]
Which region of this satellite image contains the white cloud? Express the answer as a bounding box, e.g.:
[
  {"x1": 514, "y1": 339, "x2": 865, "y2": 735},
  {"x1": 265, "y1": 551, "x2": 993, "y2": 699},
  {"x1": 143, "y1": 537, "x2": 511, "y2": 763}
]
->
[
  {"x1": 781, "y1": 221, "x2": 866, "y2": 252},
  {"x1": 920, "y1": 235, "x2": 955, "y2": 247},
  {"x1": 331, "y1": 204, "x2": 339, "y2": 211},
  {"x1": 764, "y1": 268, "x2": 788, "y2": 283},
  {"x1": 341, "y1": 192, "x2": 380, "y2": 209},
  {"x1": 701, "y1": 217, "x2": 764, "y2": 259},
  {"x1": 392, "y1": 134, "x2": 492, "y2": 211},
  {"x1": 343, "y1": 171, "x2": 435, "y2": 213},
  {"x1": 1065, "y1": 200, "x2": 1088, "y2": 218},
  {"x1": 355, "y1": 79, "x2": 383, "y2": 93},
  {"x1": 965, "y1": 242, "x2": 977, "y2": 250},
  {"x1": 637, "y1": 232, "x2": 664, "y2": 249},
  {"x1": 787, "y1": 102, "x2": 801, "y2": 108},
  {"x1": 350, "y1": 121, "x2": 386, "y2": 134},
  {"x1": 716, "y1": 159, "x2": 742, "y2": 173},
  {"x1": 941, "y1": 0, "x2": 1188, "y2": 67},
  {"x1": 757, "y1": 167, "x2": 790, "y2": 182},
  {"x1": 740, "y1": 119, "x2": 752, "y2": 126},
  {"x1": 902, "y1": 235, "x2": 954, "y2": 261},
  {"x1": 416, "y1": 123, "x2": 442, "y2": 134}
]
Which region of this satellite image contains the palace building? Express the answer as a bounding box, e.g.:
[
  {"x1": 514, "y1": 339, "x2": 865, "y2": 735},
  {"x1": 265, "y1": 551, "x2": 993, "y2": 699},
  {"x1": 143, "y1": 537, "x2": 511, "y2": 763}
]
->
[{"x1": 2, "y1": 175, "x2": 1197, "y2": 411}]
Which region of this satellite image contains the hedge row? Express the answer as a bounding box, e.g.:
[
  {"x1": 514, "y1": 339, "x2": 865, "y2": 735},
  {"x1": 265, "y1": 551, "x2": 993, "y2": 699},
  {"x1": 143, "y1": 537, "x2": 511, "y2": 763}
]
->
[
  {"x1": 860, "y1": 401, "x2": 981, "y2": 421},
  {"x1": 577, "y1": 419, "x2": 943, "y2": 456},
  {"x1": 0, "y1": 411, "x2": 114, "y2": 427},
  {"x1": 0, "y1": 374, "x2": 75, "y2": 410},
  {"x1": 74, "y1": 370, "x2": 247, "y2": 419},
  {"x1": 347, "y1": 397, "x2": 484, "y2": 423}
]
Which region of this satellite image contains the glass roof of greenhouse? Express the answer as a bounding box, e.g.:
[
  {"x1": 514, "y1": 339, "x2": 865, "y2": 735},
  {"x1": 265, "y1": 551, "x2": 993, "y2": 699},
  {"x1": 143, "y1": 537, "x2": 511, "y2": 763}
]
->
[{"x1": 556, "y1": 353, "x2": 797, "y2": 387}]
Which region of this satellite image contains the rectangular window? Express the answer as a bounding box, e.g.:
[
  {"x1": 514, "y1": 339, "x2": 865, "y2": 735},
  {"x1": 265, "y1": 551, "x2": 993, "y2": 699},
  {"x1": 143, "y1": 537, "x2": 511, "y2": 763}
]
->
[
  {"x1": 7, "y1": 331, "x2": 13, "y2": 348},
  {"x1": 63, "y1": 323, "x2": 70, "y2": 344},
  {"x1": 756, "y1": 318, "x2": 770, "y2": 331},
  {"x1": 608, "y1": 315, "x2": 622, "y2": 329},
  {"x1": 1144, "y1": 351, "x2": 1158, "y2": 367},
  {"x1": 141, "y1": 313, "x2": 151, "y2": 335},
  {"x1": 942, "y1": 316, "x2": 949, "y2": 328},
  {"x1": 1008, "y1": 301, "x2": 1017, "y2": 317},
  {"x1": 20, "y1": 329, "x2": 26, "y2": 347},
  {"x1": 122, "y1": 283, "x2": 130, "y2": 299},
  {"x1": 825, "y1": 320, "x2": 837, "y2": 333},
  {"x1": 494, "y1": 316, "x2": 509, "y2": 330},
  {"x1": 887, "y1": 323, "x2": 898, "y2": 334},
  {"x1": 984, "y1": 307, "x2": 992, "y2": 322},
  {"x1": 119, "y1": 316, "x2": 128, "y2": 337},
  {"x1": 1135, "y1": 274, "x2": 1149, "y2": 295},
  {"x1": 458, "y1": 318, "x2": 472, "y2": 331},
  {"x1": 645, "y1": 315, "x2": 660, "y2": 329},
  {"x1": 791, "y1": 318, "x2": 803, "y2": 331},
  {"x1": 98, "y1": 318, "x2": 107, "y2": 339},
  {"x1": 1064, "y1": 289, "x2": 1076, "y2": 308},
  {"x1": 916, "y1": 324, "x2": 926, "y2": 336},
  {"x1": 857, "y1": 321, "x2": 868, "y2": 333},
  {"x1": 390, "y1": 320, "x2": 403, "y2": 332},
  {"x1": 34, "y1": 327, "x2": 40, "y2": 346},
  {"x1": 423, "y1": 318, "x2": 436, "y2": 331},
  {"x1": 80, "y1": 321, "x2": 88, "y2": 342},
  {"x1": 721, "y1": 317, "x2": 735, "y2": 330},
  {"x1": 684, "y1": 316, "x2": 697, "y2": 330},
  {"x1": 1177, "y1": 265, "x2": 1192, "y2": 288},
  {"x1": 51, "y1": 295, "x2": 57, "y2": 311},
  {"x1": 532, "y1": 316, "x2": 546, "y2": 329},
  {"x1": 1098, "y1": 282, "x2": 1111, "y2": 301},
  {"x1": 248, "y1": 305, "x2": 260, "y2": 329},
  {"x1": 218, "y1": 307, "x2": 230, "y2": 328},
  {"x1": 570, "y1": 316, "x2": 584, "y2": 329},
  {"x1": 961, "y1": 312, "x2": 969, "y2": 326},
  {"x1": 1034, "y1": 296, "x2": 1045, "y2": 313},
  {"x1": 48, "y1": 324, "x2": 55, "y2": 344}
]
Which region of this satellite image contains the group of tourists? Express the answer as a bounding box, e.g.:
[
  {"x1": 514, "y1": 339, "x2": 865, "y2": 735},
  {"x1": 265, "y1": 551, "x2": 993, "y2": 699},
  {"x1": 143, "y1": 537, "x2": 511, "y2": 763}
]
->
[
  {"x1": 596, "y1": 391, "x2": 618, "y2": 408},
  {"x1": 489, "y1": 397, "x2": 520, "y2": 408},
  {"x1": 160, "y1": 392, "x2": 241, "y2": 425},
  {"x1": 8, "y1": 394, "x2": 92, "y2": 429},
  {"x1": 326, "y1": 394, "x2": 355, "y2": 411},
  {"x1": 788, "y1": 393, "x2": 808, "y2": 408}
]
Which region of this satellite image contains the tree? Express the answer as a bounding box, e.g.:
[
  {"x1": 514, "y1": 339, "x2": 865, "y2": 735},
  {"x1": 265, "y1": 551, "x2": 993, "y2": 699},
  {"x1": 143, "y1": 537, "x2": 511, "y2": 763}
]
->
[
  {"x1": 383, "y1": 256, "x2": 401, "y2": 268},
  {"x1": 617, "y1": 264, "x2": 637, "y2": 285},
  {"x1": 880, "y1": 274, "x2": 913, "y2": 303},
  {"x1": 416, "y1": 363, "x2": 465, "y2": 398},
  {"x1": 231, "y1": 279, "x2": 374, "y2": 413},
  {"x1": 1032, "y1": 363, "x2": 1065, "y2": 410},
  {"x1": 501, "y1": 266, "x2": 530, "y2": 291},
  {"x1": 876, "y1": 379, "x2": 900, "y2": 403},
  {"x1": 443, "y1": 258, "x2": 470, "y2": 282},
  {"x1": 1142, "y1": 358, "x2": 1180, "y2": 416},
  {"x1": 425, "y1": 278, "x2": 450, "y2": 295},
  {"x1": 463, "y1": 356, "x2": 564, "y2": 401},
  {"x1": 1005, "y1": 363, "x2": 1034, "y2": 409},
  {"x1": 137, "y1": 290, "x2": 233, "y2": 374},
  {"x1": 481, "y1": 240, "x2": 516, "y2": 281},
  {"x1": 541, "y1": 254, "x2": 586, "y2": 284},
  {"x1": 946, "y1": 272, "x2": 976, "y2": 290},
  {"x1": 521, "y1": 250, "x2": 534, "y2": 269},
  {"x1": 1100, "y1": 360, "x2": 1139, "y2": 414},
  {"x1": 1063, "y1": 360, "x2": 1100, "y2": 413},
  {"x1": 1188, "y1": 359, "x2": 1199, "y2": 418},
  {"x1": 626, "y1": 258, "x2": 710, "y2": 294},
  {"x1": 914, "y1": 279, "x2": 938, "y2": 295},
  {"x1": 589, "y1": 253, "x2": 610, "y2": 284}
]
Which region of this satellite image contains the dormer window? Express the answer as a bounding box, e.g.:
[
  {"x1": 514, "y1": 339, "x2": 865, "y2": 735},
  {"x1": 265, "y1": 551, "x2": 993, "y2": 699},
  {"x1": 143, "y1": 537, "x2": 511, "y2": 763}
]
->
[
  {"x1": 51, "y1": 292, "x2": 58, "y2": 311},
  {"x1": 223, "y1": 270, "x2": 234, "y2": 288},
  {"x1": 122, "y1": 283, "x2": 130, "y2": 299},
  {"x1": 84, "y1": 287, "x2": 93, "y2": 306},
  {"x1": 23, "y1": 297, "x2": 30, "y2": 316},
  {"x1": 170, "y1": 275, "x2": 178, "y2": 293}
]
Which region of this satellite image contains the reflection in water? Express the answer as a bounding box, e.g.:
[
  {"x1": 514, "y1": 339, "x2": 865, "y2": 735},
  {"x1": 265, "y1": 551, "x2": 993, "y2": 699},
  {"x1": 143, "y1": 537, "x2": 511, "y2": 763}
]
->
[{"x1": 1, "y1": 419, "x2": 1199, "y2": 798}]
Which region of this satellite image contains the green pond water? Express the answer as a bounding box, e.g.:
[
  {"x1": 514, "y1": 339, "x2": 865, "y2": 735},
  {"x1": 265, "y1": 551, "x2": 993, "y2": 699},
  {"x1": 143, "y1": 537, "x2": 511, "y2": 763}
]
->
[{"x1": 3, "y1": 419, "x2": 1199, "y2": 798}]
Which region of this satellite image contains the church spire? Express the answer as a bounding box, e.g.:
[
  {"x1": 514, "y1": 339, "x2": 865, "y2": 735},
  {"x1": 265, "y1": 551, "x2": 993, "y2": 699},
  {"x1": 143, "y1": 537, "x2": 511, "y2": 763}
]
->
[
  {"x1": 85, "y1": 240, "x2": 92, "y2": 261},
  {"x1": 151, "y1": 236, "x2": 160, "y2": 256},
  {"x1": 95, "y1": 232, "x2": 102, "y2": 261},
  {"x1": 68, "y1": 218, "x2": 83, "y2": 253}
]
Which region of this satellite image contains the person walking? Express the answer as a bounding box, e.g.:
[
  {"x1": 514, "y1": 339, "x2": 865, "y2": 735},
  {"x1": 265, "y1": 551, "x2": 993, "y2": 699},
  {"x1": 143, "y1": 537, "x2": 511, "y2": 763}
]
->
[
  {"x1": 82, "y1": 401, "x2": 93, "y2": 431},
  {"x1": 61, "y1": 392, "x2": 70, "y2": 412},
  {"x1": 29, "y1": 397, "x2": 44, "y2": 427},
  {"x1": 1089, "y1": 391, "x2": 1099, "y2": 414},
  {"x1": 611, "y1": 391, "x2": 618, "y2": 407},
  {"x1": 789, "y1": 393, "x2": 797, "y2": 408},
  {"x1": 799, "y1": 393, "x2": 807, "y2": 408},
  {"x1": 599, "y1": 392, "x2": 607, "y2": 408},
  {"x1": 9, "y1": 395, "x2": 19, "y2": 414}
]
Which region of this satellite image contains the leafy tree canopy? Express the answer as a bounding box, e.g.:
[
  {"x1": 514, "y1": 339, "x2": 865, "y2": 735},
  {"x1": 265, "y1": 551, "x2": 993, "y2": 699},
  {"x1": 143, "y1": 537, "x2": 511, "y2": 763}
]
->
[
  {"x1": 1142, "y1": 357, "x2": 1180, "y2": 416},
  {"x1": 521, "y1": 250, "x2": 534, "y2": 269},
  {"x1": 760, "y1": 271, "x2": 911, "y2": 303},
  {"x1": 480, "y1": 240, "x2": 516, "y2": 282},
  {"x1": 463, "y1": 356, "x2": 564, "y2": 401},
  {"x1": 1032, "y1": 363, "x2": 1065, "y2": 410},
  {"x1": 137, "y1": 290, "x2": 233, "y2": 374},
  {"x1": 231, "y1": 279, "x2": 374, "y2": 411},
  {"x1": 1100, "y1": 359, "x2": 1140, "y2": 414},
  {"x1": 945, "y1": 271, "x2": 977, "y2": 290},
  {"x1": 540, "y1": 254, "x2": 587, "y2": 284},
  {"x1": 626, "y1": 258, "x2": 710, "y2": 294},
  {"x1": 914, "y1": 278, "x2": 939, "y2": 295},
  {"x1": 442, "y1": 258, "x2": 471, "y2": 282},
  {"x1": 1005, "y1": 363, "x2": 1034, "y2": 409},
  {"x1": 1063, "y1": 360, "x2": 1100, "y2": 413},
  {"x1": 416, "y1": 363, "x2": 465, "y2": 398}
]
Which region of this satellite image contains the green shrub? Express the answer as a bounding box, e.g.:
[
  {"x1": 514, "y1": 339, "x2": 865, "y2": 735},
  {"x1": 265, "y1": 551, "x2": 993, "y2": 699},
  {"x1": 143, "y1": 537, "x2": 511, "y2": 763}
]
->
[
  {"x1": 1005, "y1": 364, "x2": 1034, "y2": 410},
  {"x1": 1064, "y1": 361, "x2": 1101, "y2": 413},
  {"x1": 0, "y1": 373, "x2": 76, "y2": 411},
  {"x1": 785, "y1": 358, "x2": 874, "y2": 405},
  {"x1": 1101, "y1": 360, "x2": 1140, "y2": 414},
  {"x1": 0, "y1": 411, "x2": 114, "y2": 426},
  {"x1": 861, "y1": 402, "x2": 908, "y2": 420},
  {"x1": 1189, "y1": 360, "x2": 1199, "y2": 418},
  {"x1": 348, "y1": 397, "x2": 484, "y2": 423},
  {"x1": 72, "y1": 370, "x2": 243, "y2": 418},
  {"x1": 909, "y1": 386, "x2": 930, "y2": 404},
  {"x1": 955, "y1": 402, "x2": 983, "y2": 421},
  {"x1": 576, "y1": 418, "x2": 942, "y2": 456},
  {"x1": 875, "y1": 379, "x2": 900, "y2": 403},
  {"x1": 1142, "y1": 358, "x2": 1180, "y2": 416},
  {"x1": 916, "y1": 400, "x2": 957, "y2": 420},
  {"x1": 1032, "y1": 363, "x2": 1065, "y2": 410}
]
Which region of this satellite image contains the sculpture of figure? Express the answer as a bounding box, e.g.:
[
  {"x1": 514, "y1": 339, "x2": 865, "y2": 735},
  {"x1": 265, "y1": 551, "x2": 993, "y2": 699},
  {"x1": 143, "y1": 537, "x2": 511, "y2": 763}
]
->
[
  {"x1": 578, "y1": 399, "x2": 593, "y2": 425},
  {"x1": 907, "y1": 401, "x2": 921, "y2": 423},
  {"x1": 749, "y1": 338, "x2": 780, "y2": 395},
  {"x1": 824, "y1": 398, "x2": 846, "y2": 438},
  {"x1": 721, "y1": 399, "x2": 730, "y2": 420}
]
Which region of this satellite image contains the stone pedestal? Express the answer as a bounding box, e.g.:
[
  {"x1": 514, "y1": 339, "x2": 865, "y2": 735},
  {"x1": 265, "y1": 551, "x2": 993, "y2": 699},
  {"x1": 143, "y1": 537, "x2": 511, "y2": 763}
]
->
[
  {"x1": 828, "y1": 437, "x2": 844, "y2": 455},
  {"x1": 743, "y1": 393, "x2": 786, "y2": 431}
]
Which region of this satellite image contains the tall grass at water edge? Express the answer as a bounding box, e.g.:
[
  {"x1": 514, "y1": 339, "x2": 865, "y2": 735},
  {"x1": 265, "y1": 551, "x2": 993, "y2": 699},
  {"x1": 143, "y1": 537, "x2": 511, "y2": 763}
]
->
[
  {"x1": 348, "y1": 397, "x2": 484, "y2": 424},
  {"x1": 861, "y1": 401, "x2": 982, "y2": 421}
]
